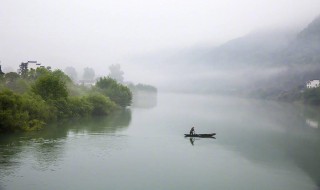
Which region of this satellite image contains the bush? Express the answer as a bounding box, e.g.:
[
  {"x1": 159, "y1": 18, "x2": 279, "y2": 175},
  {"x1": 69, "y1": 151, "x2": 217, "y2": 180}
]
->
[
  {"x1": 0, "y1": 90, "x2": 47, "y2": 132},
  {"x1": 96, "y1": 77, "x2": 132, "y2": 107},
  {"x1": 32, "y1": 74, "x2": 68, "y2": 101},
  {"x1": 68, "y1": 97, "x2": 93, "y2": 118},
  {"x1": 21, "y1": 93, "x2": 55, "y2": 122},
  {"x1": 85, "y1": 93, "x2": 117, "y2": 115}
]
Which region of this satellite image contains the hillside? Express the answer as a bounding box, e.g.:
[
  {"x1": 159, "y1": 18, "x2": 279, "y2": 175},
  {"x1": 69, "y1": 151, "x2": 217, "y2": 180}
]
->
[
  {"x1": 281, "y1": 15, "x2": 320, "y2": 65},
  {"x1": 129, "y1": 15, "x2": 320, "y2": 94}
]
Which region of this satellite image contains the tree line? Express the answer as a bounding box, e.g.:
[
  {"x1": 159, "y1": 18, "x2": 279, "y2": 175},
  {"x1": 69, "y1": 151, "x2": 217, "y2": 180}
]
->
[{"x1": 0, "y1": 67, "x2": 132, "y2": 133}]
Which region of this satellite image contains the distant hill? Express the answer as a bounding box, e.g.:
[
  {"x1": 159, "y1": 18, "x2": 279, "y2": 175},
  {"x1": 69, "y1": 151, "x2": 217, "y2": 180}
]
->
[
  {"x1": 201, "y1": 30, "x2": 296, "y2": 68},
  {"x1": 281, "y1": 15, "x2": 320, "y2": 65},
  {"x1": 129, "y1": 15, "x2": 320, "y2": 94}
]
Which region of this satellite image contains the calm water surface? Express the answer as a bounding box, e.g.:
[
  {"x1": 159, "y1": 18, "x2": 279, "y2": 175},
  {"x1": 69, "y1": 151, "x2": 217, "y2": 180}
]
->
[{"x1": 1, "y1": 93, "x2": 320, "y2": 190}]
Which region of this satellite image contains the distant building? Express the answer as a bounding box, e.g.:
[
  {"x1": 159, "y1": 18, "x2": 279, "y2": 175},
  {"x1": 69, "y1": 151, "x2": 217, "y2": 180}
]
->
[
  {"x1": 306, "y1": 80, "x2": 320, "y2": 88},
  {"x1": 78, "y1": 79, "x2": 96, "y2": 87}
]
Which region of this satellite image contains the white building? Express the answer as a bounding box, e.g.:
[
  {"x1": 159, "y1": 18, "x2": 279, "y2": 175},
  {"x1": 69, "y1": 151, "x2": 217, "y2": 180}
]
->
[{"x1": 306, "y1": 80, "x2": 320, "y2": 88}]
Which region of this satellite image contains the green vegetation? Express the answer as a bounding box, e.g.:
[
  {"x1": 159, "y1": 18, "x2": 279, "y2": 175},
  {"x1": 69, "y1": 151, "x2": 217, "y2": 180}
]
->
[
  {"x1": 0, "y1": 67, "x2": 132, "y2": 133},
  {"x1": 303, "y1": 88, "x2": 320, "y2": 105},
  {"x1": 95, "y1": 77, "x2": 132, "y2": 107},
  {"x1": 128, "y1": 83, "x2": 157, "y2": 93}
]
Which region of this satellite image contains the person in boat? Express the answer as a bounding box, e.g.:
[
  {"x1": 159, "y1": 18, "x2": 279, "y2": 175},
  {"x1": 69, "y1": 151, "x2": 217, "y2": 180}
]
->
[{"x1": 190, "y1": 127, "x2": 195, "y2": 135}]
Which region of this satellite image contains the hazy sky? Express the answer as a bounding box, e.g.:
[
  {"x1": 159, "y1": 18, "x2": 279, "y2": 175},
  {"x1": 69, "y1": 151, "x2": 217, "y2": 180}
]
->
[{"x1": 1, "y1": 0, "x2": 320, "y2": 82}]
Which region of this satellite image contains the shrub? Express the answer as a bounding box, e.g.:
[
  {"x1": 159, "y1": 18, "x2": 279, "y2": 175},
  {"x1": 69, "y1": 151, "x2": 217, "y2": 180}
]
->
[
  {"x1": 32, "y1": 74, "x2": 68, "y2": 101},
  {"x1": 85, "y1": 93, "x2": 117, "y2": 115},
  {"x1": 96, "y1": 77, "x2": 132, "y2": 107}
]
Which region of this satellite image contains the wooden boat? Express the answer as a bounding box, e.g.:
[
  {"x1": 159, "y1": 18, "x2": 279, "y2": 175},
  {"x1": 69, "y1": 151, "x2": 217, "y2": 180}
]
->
[{"x1": 184, "y1": 133, "x2": 216, "y2": 138}]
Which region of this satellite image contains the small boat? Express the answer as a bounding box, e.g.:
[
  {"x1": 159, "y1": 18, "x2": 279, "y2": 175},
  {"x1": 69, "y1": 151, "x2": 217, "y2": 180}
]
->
[{"x1": 184, "y1": 133, "x2": 216, "y2": 138}]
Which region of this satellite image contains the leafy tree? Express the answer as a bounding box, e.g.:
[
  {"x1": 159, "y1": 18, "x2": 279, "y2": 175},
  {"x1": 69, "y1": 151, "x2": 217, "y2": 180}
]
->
[
  {"x1": 83, "y1": 67, "x2": 95, "y2": 81},
  {"x1": 85, "y1": 93, "x2": 117, "y2": 115},
  {"x1": 0, "y1": 90, "x2": 28, "y2": 132},
  {"x1": 34, "y1": 67, "x2": 51, "y2": 79},
  {"x1": 0, "y1": 90, "x2": 48, "y2": 132},
  {"x1": 108, "y1": 64, "x2": 124, "y2": 83},
  {"x1": 32, "y1": 73, "x2": 68, "y2": 101},
  {"x1": 52, "y1": 70, "x2": 72, "y2": 83},
  {"x1": 96, "y1": 77, "x2": 132, "y2": 107},
  {"x1": 21, "y1": 93, "x2": 54, "y2": 122},
  {"x1": 68, "y1": 97, "x2": 93, "y2": 117}
]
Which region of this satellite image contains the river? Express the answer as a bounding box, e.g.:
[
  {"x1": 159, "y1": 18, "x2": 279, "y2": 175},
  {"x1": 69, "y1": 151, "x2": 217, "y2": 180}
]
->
[{"x1": 1, "y1": 93, "x2": 320, "y2": 190}]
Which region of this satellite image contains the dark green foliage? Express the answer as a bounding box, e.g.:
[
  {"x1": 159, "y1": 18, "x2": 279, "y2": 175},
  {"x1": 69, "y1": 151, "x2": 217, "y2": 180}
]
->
[
  {"x1": 32, "y1": 73, "x2": 68, "y2": 101},
  {"x1": 0, "y1": 90, "x2": 49, "y2": 133},
  {"x1": 21, "y1": 93, "x2": 55, "y2": 122},
  {"x1": 85, "y1": 93, "x2": 117, "y2": 115},
  {"x1": 49, "y1": 97, "x2": 94, "y2": 119},
  {"x1": 0, "y1": 90, "x2": 28, "y2": 132},
  {"x1": 68, "y1": 97, "x2": 93, "y2": 117},
  {"x1": 0, "y1": 66, "x2": 132, "y2": 133},
  {"x1": 96, "y1": 77, "x2": 132, "y2": 107},
  {"x1": 303, "y1": 88, "x2": 320, "y2": 105}
]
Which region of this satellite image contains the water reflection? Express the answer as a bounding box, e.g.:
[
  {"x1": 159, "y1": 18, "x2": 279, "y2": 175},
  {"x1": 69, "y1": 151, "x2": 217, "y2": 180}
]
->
[
  {"x1": 213, "y1": 101, "x2": 320, "y2": 188},
  {"x1": 187, "y1": 137, "x2": 216, "y2": 146},
  {"x1": 53, "y1": 109, "x2": 132, "y2": 136},
  {"x1": 0, "y1": 109, "x2": 132, "y2": 182},
  {"x1": 306, "y1": 118, "x2": 318, "y2": 128},
  {"x1": 189, "y1": 138, "x2": 195, "y2": 145}
]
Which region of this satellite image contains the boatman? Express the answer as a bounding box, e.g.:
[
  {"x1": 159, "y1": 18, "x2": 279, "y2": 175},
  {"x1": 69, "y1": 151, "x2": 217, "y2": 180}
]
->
[{"x1": 190, "y1": 127, "x2": 195, "y2": 135}]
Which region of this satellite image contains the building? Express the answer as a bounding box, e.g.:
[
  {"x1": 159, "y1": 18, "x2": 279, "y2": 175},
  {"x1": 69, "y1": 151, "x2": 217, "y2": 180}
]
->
[{"x1": 306, "y1": 80, "x2": 320, "y2": 88}]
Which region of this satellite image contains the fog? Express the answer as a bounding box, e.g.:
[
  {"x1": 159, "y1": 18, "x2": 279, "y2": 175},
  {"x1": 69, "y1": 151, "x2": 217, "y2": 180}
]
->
[{"x1": 1, "y1": 0, "x2": 320, "y2": 91}]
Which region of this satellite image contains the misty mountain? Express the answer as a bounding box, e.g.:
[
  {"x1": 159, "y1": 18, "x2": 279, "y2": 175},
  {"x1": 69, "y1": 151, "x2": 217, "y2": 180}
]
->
[
  {"x1": 281, "y1": 15, "x2": 320, "y2": 65},
  {"x1": 129, "y1": 15, "x2": 320, "y2": 94},
  {"x1": 201, "y1": 30, "x2": 296, "y2": 68}
]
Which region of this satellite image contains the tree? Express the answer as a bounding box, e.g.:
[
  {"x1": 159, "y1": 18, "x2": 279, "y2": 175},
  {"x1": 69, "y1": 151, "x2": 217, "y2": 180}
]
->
[
  {"x1": 4, "y1": 72, "x2": 20, "y2": 83},
  {"x1": 0, "y1": 90, "x2": 49, "y2": 132},
  {"x1": 108, "y1": 64, "x2": 124, "y2": 83},
  {"x1": 64, "y1": 66, "x2": 78, "y2": 82},
  {"x1": 85, "y1": 93, "x2": 117, "y2": 115},
  {"x1": 83, "y1": 67, "x2": 95, "y2": 81},
  {"x1": 32, "y1": 73, "x2": 68, "y2": 101},
  {"x1": 96, "y1": 77, "x2": 132, "y2": 107}
]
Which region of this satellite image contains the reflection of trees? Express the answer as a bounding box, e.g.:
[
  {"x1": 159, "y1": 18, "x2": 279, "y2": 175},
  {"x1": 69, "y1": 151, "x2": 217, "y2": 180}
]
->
[
  {"x1": 0, "y1": 125, "x2": 69, "y2": 177},
  {"x1": 290, "y1": 105, "x2": 320, "y2": 187},
  {"x1": 132, "y1": 91, "x2": 157, "y2": 109},
  {"x1": 0, "y1": 109, "x2": 131, "y2": 179},
  {"x1": 67, "y1": 109, "x2": 131, "y2": 134},
  {"x1": 215, "y1": 103, "x2": 320, "y2": 187}
]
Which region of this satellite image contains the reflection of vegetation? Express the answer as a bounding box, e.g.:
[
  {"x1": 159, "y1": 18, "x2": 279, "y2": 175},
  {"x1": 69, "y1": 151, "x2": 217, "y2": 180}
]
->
[
  {"x1": 95, "y1": 77, "x2": 132, "y2": 107},
  {"x1": 303, "y1": 88, "x2": 320, "y2": 105},
  {"x1": 216, "y1": 102, "x2": 320, "y2": 187},
  {"x1": 0, "y1": 109, "x2": 131, "y2": 178},
  {"x1": 68, "y1": 109, "x2": 132, "y2": 134}
]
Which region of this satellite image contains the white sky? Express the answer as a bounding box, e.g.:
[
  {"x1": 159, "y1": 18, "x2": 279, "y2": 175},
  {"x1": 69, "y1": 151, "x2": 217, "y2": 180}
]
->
[{"x1": 0, "y1": 0, "x2": 320, "y2": 82}]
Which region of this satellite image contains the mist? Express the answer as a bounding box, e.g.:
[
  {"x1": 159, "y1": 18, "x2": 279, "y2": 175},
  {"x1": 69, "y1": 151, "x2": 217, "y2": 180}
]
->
[{"x1": 1, "y1": 0, "x2": 320, "y2": 92}]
